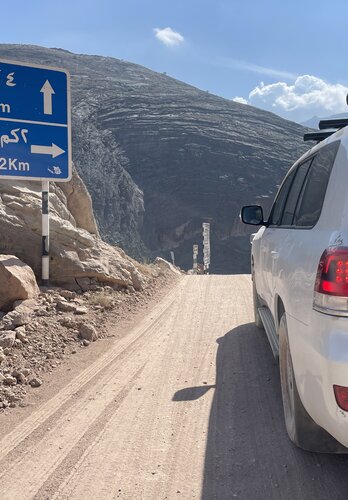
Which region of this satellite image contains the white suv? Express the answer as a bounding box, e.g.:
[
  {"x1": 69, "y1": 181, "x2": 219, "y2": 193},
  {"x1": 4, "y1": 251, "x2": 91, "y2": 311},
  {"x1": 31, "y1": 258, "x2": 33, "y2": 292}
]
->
[{"x1": 241, "y1": 119, "x2": 348, "y2": 452}]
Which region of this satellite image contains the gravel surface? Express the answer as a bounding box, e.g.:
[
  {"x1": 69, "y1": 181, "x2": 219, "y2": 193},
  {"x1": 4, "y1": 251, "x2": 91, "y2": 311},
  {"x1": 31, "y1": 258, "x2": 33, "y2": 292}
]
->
[
  {"x1": 0, "y1": 266, "x2": 178, "y2": 411},
  {"x1": 1, "y1": 275, "x2": 348, "y2": 500}
]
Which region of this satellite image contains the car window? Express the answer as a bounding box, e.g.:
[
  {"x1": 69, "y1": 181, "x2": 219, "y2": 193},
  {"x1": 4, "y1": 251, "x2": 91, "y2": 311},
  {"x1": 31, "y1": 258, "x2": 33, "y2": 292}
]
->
[
  {"x1": 268, "y1": 169, "x2": 296, "y2": 226},
  {"x1": 294, "y1": 141, "x2": 339, "y2": 227},
  {"x1": 280, "y1": 159, "x2": 312, "y2": 226}
]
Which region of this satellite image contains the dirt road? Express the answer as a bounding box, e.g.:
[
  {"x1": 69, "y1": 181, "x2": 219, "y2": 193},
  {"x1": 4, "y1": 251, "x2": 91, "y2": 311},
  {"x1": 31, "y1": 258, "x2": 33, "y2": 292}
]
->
[{"x1": 1, "y1": 275, "x2": 348, "y2": 500}]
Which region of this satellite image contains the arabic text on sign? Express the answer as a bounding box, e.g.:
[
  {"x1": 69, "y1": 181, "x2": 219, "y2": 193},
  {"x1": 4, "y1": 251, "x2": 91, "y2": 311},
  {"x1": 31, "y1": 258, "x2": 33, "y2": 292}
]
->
[{"x1": 0, "y1": 128, "x2": 28, "y2": 149}]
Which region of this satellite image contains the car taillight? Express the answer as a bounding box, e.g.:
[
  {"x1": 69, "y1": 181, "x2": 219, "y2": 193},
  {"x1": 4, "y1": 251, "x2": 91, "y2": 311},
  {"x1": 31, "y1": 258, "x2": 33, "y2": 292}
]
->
[
  {"x1": 313, "y1": 248, "x2": 348, "y2": 316},
  {"x1": 334, "y1": 385, "x2": 348, "y2": 411}
]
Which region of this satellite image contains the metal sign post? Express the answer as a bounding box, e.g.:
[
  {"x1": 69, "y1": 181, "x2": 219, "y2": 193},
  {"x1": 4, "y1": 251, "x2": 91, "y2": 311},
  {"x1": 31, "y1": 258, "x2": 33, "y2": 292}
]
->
[
  {"x1": 41, "y1": 181, "x2": 50, "y2": 286},
  {"x1": 202, "y1": 222, "x2": 211, "y2": 274},
  {"x1": 0, "y1": 59, "x2": 72, "y2": 286}
]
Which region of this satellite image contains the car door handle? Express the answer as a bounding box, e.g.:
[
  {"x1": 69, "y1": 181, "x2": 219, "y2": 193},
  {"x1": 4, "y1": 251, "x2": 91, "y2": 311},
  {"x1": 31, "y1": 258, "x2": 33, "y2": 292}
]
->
[{"x1": 271, "y1": 251, "x2": 279, "y2": 259}]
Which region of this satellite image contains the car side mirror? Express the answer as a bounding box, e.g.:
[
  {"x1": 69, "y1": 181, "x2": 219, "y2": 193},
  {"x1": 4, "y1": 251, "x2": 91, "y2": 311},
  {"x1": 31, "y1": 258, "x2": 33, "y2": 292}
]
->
[{"x1": 240, "y1": 205, "x2": 264, "y2": 226}]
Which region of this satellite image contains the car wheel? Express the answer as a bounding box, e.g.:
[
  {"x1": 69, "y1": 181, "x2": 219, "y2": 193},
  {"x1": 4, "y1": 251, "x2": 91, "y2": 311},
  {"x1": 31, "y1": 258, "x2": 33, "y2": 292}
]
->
[
  {"x1": 252, "y1": 278, "x2": 264, "y2": 329},
  {"x1": 279, "y1": 313, "x2": 347, "y2": 453}
]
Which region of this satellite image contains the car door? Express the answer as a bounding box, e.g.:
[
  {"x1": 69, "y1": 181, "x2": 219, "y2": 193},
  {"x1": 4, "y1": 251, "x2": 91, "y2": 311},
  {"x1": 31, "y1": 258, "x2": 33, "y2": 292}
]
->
[
  {"x1": 256, "y1": 169, "x2": 295, "y2": 304},
  {"x1": 270, "y1": 159, "x2": 314, "y2": 310},
  {"x1": 259, "y1": 161, "x2": 312, "y2": 308}
]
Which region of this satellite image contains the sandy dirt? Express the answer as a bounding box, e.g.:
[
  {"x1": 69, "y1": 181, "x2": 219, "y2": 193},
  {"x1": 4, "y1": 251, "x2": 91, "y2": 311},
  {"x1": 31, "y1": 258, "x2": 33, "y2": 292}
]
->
[{"x1": 1, "y1": 275, "x2": 348, "y2": 500}]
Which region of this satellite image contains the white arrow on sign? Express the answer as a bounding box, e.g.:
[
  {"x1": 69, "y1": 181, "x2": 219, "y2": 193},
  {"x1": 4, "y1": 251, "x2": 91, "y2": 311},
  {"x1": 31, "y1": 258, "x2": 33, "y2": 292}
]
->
[
  {"x1": 31, "y1": 143, "x2": 65, "y2": 158},
  {"x1": 40, "y1": 80, "x2": 55, "y2": 115}
]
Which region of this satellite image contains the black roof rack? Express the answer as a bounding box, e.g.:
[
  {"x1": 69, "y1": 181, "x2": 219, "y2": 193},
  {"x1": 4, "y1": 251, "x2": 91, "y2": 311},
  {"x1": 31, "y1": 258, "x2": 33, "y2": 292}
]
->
[
  {"x1": 319, "y1": 118, "x2": 348, "y2": 130},
  {"x1": 303, "y1": 130, "x2": 335, "y2": 142}
]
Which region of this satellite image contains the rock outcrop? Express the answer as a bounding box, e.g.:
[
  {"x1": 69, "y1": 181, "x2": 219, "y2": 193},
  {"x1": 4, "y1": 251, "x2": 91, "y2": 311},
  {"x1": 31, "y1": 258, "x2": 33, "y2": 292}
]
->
[
  {"x1": 154, "y1": 257, "x2": 181, "y2": 276},
  {"x1": 0, "y1": 44, "x2": 310, "y2": 273},
  {"x1": 71, "y1": 107, "x2": 147, "y2": 260},
  {"x1": 59, "y1": 168, "x2": 99, "y2": 237},
  {"x1": 0, "y1": 256, "x2": 39, "y2": 311},
  {"x1": 0, "y1": 169, "x2": 146, "y2": 291}
]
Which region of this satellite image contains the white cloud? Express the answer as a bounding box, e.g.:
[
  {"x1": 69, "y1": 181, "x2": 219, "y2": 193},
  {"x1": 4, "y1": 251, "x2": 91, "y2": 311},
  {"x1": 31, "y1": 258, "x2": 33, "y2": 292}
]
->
[
  {"x1": 233, "y1": 96, "x2": 248, "y2": 104},
  {"x1": 154, "y1": 27, "x2": 184, "y2": 47},
  {"x1": 219, "y1": 58, "x2": 297, "y2": 80},
  {"x1": 235, "y1": 75, "x2": 348, "y2": 122}
]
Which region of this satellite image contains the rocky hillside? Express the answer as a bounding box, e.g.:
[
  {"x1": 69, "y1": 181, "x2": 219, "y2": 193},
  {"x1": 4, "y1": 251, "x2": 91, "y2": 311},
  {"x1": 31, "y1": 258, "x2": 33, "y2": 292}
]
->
[
  {"x1": 0, "y1": 44, "x2": 309, "y2": 273},
  {"x1": 0, "y1": 169, "x2": 147, "y2": 292}
]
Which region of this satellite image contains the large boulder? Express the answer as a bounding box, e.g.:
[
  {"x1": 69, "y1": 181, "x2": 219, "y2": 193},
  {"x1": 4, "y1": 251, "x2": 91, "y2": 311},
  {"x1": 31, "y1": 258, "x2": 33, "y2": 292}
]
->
[
  {"x1": 154, "y1": 257, "x2": 181, "y2": 275},
  {"x1": 0, "y1": 255, "x2": 39, "y2": 311},
  {"x1": 0, "y1": 167, "x2": 147, "y2": 291}
]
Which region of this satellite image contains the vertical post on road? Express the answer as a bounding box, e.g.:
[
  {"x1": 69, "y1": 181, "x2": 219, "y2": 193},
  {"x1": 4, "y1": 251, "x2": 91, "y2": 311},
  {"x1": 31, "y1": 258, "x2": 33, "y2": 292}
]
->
[
  {"x1": 202, "y1": 222, "x2": 211, "y2": 275},
  {"x1": 42, "y1": 180, "x2": 50, "y2": 287},
  {"x1": 193, "y1": 244, "x2": 198, "y2": 274}
]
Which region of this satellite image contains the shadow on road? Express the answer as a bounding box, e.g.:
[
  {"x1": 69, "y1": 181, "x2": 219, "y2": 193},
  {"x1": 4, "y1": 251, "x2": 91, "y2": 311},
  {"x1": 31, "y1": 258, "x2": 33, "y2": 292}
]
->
[
  {"x1": 179, "y1": 322, "x2": 348, "y2": 499},
  {"x1": 173, "y1": 385, "x2": 215, "y2": 401}
]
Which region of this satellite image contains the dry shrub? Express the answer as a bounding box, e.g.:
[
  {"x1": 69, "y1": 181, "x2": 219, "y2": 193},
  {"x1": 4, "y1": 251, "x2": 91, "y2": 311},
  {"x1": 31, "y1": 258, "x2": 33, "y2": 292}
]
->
[{"x1": 88, "y1": 291, "x2": 114, "y2": 309}]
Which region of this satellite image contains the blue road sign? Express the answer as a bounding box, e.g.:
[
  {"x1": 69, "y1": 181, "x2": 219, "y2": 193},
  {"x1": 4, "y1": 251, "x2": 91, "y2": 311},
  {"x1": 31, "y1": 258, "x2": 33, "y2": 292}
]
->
[{"x1": 0, "y1": 59, "x2": 71, "y2": 181}]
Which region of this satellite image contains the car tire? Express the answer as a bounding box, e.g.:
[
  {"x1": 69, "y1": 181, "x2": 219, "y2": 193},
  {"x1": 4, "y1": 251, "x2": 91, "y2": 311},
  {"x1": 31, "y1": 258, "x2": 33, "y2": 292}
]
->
[
  {"x1": 252, "y1": 278, "x2": 264, "y2": 329},
  {"x1": 279, "y1": 313, "x2": 347, "y2": 453}
]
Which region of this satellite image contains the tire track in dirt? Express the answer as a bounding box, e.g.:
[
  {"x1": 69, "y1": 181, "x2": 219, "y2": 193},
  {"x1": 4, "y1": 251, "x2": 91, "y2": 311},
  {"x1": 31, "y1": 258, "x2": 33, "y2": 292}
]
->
[
  {"x1": 0, "y1": 279, "x2": 186, "y2": 499},
  {"x1": 48, "y1": 276, "x2": 252, "y2": 500},
  {"x1": 3, "y1": 275, "x2": 346, "y2": 500}
]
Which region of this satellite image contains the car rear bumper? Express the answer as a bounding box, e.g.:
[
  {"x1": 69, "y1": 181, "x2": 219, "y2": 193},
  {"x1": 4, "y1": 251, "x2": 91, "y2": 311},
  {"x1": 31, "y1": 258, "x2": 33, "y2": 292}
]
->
[{"x1": 288, "y1": 310, "x2": 348, "y2": 448}]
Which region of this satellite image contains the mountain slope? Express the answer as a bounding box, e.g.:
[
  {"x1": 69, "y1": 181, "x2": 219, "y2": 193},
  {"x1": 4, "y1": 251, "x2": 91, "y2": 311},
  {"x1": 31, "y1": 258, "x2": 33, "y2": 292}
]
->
[{"x1": 0, "y1": 44, "x2": 309, "y2": 272}]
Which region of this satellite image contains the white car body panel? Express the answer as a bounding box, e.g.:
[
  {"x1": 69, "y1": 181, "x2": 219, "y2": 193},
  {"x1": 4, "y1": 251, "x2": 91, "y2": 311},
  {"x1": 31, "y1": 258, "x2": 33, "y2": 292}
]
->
[{"x1": 251, "y1": 128, "x2": 348, "y2": 447}]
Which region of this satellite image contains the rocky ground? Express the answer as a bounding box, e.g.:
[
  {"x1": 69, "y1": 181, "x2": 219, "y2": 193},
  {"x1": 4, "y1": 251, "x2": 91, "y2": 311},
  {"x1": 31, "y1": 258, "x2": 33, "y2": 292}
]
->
[{"x1": 0, "y1": 262, "x2": 180, "y2": 411}]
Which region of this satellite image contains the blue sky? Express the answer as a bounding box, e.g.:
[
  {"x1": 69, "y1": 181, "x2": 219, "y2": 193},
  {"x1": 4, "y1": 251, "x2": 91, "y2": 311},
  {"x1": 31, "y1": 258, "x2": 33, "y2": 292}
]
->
[{"x1": 2, "y1": 0, "x2": 348, "y2": 123}]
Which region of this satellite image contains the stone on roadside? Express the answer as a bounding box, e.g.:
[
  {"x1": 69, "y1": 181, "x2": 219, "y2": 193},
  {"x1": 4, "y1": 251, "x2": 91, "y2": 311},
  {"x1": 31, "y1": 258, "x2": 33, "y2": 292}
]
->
[
  {"x1": 4, "y1": 376, "x2": 17, "y2": 386},
  {"x1": 1, "y1": 308, "x2": 32, "y2": 330},
  {"x1": 6, "y1": 392, "x2": 17, "y2": 402},
  {"x1": 59, "y1": 290, "x2": 77, "y2": 300},
  {"x1": 79, "y1": 323, "x2": 98, "y2": 342},
  {"x1": 0, "y1": 331, "x2": 16, "y2": 349},
  {"x1": 17, "y1": 373, "x2": 27, "y2": 384},
  {"x1": 29, "y1": 378, "x2": 42, "y2": 388},
  {"x1": 56, "y1": 300, "x2": 77, "y2": 312},
  {"x1": 15, "y1": 328, "x2": 27, "y2": 342},
  {"x1": 130, "y1": 269, "x2": 145, "y2": 291},
  {"x1": 154, "y1": 257, "x2": 181, "y2": 275},
  {"x1": 0, "y1": 255, "x2": 39, "y2": 311},
  {"x1": 74, "y1": 306, "x2": 88, "y2": 315}
]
